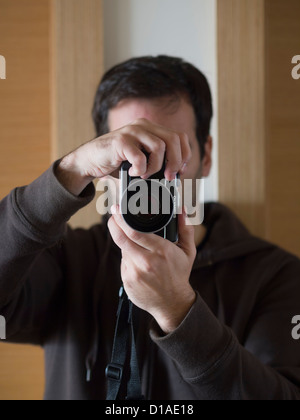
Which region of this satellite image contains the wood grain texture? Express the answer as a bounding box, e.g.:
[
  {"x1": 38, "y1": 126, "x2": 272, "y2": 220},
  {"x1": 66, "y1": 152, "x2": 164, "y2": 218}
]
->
[
  {"x1": 218, "y1": 0, "x2": 300, "y2": 255},
  {"x1": 0, "y1": 344, "x2": 44, "y2": 400},
  {"x1": 265, "y1": 0, "x2": 300, "y2": 256},
  {"x1": 217, "y1": 0, "x2": 266, "y2": 237},
  {"x1": 0, "y1": 0, "x2": 51, "y2": 195},
  {"x1": 0, "y1": 0, "x2": 104, "y2": 400},
  {"x1": 51, "y1": 0, "x2": 104, "y2": 229},
  {"x1": 0, "y1": 0, "x2": 50, "y2": 400}
]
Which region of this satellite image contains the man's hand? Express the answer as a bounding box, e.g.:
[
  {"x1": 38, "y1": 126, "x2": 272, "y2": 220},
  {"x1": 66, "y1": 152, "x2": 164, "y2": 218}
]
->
[
  {"x1": 108, "y1": 205, "x2": 197, "y2": 335},
  {"x1": 55, "y1": 118, "x2": 191, "y2": 196}
]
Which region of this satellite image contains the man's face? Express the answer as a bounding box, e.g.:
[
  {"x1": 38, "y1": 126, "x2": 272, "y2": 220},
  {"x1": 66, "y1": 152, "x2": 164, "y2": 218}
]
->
[{"x1": 108, "y1": 96, "x2": 212, "y2": 182}]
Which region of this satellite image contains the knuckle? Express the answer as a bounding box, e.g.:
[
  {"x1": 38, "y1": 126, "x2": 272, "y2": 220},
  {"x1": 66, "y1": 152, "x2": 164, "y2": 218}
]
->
[
  {"x1": 141, "y1": 258, "x2": 152, "y2": 273},
  {"x1": 185, "y1": 149, "x2": 192, "y2": 164},
  {"x1": 163, "y1": 246, "x2": 173, "y2": 260},
  {"x1": 133, "y1": 268, "x2": 142, "y2": 283},
  {"x1": 180, "y1": 132, "x2": 189, "y2": 142},
  {"x1": 154, "y1": 247, "x2": 168, "y2": 261},
  {"x1": 176, "y1": 157, "x2": 183, "y2": 166},
  {"x1": 116, "y1": 132, "x2": 128, "y2": 147},
  {"x1": 170, "y1": 132, "x2": 181, "y2": 145},
  {"x1": 170, "y1": 158, "x2": 183, "y2": 171},
  {"x1": 150, "y1": 143, "x2": 160, "y2": 155},
  {"x1": 152, "y1": 140, "x2": 165, "y2": 154},
  {"x1": 132, "y1": 117, "x2": 148, "y2": 126},
  {"x1": 180, "y1": 132, "x2": 190, "y2": 149},
  {"x1": 116, "y1": 232, "x2": 128, "y2": 248},
  {"x1": 138, "y1": 117, "x2": 149, "y2": 124},
  {"x1": 152, "y1": 141, "x2": 161, "y2": 153},
  {"x1": 128, "y1": 229, "x2": 142, "y2": 243},
  {"x1": 181, "y1": 133, "x2": 192, "y2": 155},
  {"x1": 126, "y1": 124, "x2": 140, "y2": 137},
  {"x1": 120, "y1": 124, "x2": 131, "y2": 134},
  {"x1": 159, "y1": 141, "x2": 166, "y2": 153}
]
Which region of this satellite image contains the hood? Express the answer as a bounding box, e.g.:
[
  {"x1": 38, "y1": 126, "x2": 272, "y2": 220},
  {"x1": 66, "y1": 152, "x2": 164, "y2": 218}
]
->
[{"x1": 194, "y1": 203, "x2": 273, "y2": 269}]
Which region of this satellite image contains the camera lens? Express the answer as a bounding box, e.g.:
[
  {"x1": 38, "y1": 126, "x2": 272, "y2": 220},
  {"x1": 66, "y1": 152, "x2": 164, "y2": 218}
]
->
[{"x1": 120, "y1": 179, "x2": 174, "y2": 234}]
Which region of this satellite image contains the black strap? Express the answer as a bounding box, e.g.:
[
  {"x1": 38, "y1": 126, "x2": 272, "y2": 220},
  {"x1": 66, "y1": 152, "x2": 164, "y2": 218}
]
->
[
  {"x1": 106, "y1": 287, "x2": 144, "y2": 401},
  {"x1": 126, "y1": 301, "x2": 144, "y2": 400}
]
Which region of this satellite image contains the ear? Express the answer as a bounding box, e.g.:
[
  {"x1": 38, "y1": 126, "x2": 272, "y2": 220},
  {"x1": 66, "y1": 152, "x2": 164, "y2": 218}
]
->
[{"x1": 201, "y1": 136, "x2": 213, "y2": 177}]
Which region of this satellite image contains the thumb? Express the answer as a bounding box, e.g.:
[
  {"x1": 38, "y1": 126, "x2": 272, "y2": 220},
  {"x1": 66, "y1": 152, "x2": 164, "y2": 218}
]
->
[{"x1": 177, "y1": 208, "x2": 196, "y2": 258}]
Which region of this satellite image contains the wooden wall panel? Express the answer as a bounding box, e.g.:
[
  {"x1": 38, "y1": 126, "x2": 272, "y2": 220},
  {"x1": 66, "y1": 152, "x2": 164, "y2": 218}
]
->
[
  {"x1": 218, "y1": 0, "x2": 300, "y2": 256},
  {"x1": 265, "y1": 0, "x2": 300, "y2": 256},
  {"x1": 0, "y1": 0, "x2": 104, "y2": 400},
  {"x1": 217, "y1": 0, "x2": 266, "y2": 238},
  {"x1": 0, "y1": 0, "x2": 50, "y2": 400},
  {"x1": 0, "y1": 0, "x2": 51, "y2": 195},
  {"x1": 51, "y1": 0, "x2": 104, "y2": 229}
]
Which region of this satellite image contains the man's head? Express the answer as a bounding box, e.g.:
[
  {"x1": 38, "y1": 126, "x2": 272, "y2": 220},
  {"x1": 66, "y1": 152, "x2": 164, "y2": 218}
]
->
[{"x1": 92, "y1": 55, "x2": 213, "y2": 180}]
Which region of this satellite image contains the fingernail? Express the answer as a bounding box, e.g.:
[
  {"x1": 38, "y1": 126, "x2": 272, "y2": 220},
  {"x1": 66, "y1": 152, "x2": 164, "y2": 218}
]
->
[
  {"x1": 181, "y1": 163, "x2": 187, "y2": 174},
  {"x1": 170, "y1": 172, "x2": 177, "y2": 180},
  {"x1": 111, "y1": 205, "x2": 117, "y2": 215}
]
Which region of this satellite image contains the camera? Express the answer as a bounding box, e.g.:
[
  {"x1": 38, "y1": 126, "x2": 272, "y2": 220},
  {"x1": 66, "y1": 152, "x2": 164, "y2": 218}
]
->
[{"x1": 120, "y1": 154, "x2": 179, "y2": 243}]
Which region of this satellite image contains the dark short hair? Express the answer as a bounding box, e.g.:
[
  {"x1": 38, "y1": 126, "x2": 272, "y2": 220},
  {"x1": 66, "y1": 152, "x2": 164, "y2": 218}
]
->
[{"x1": 92, "y1": 55, "x2": 213, "y2": 158}]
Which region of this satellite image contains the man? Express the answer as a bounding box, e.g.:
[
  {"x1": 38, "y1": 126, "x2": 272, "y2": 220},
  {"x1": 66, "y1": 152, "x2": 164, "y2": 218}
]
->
[{"x1": 0, "y1": 56, "x2": 300, "y2": 400}]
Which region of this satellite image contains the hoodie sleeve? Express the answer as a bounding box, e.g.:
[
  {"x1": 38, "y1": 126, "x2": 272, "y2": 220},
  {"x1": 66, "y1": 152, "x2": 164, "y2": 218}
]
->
[
  {"x1": 150, "y1": 259, "x2": 300, "y2": 400},
  {"x1": 0, "y1": 161, "x2": 95, "y2": 344}
]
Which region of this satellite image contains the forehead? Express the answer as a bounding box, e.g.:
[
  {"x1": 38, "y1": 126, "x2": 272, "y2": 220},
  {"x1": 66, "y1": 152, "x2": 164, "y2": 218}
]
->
[{"x1": 108, "y1": 96, "x2": 196, "y2": 133}]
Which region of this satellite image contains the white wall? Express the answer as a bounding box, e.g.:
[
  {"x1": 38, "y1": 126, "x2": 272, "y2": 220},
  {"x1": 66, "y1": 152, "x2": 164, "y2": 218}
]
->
[{"x1": 103, "y1": 0, "x2": 218, "y2": 202}]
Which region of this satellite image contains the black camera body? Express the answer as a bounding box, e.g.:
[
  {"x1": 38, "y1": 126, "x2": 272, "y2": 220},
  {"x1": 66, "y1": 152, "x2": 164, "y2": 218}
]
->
[{"x1": 120, "y1": 157, "x2": 179, "y2": 243}]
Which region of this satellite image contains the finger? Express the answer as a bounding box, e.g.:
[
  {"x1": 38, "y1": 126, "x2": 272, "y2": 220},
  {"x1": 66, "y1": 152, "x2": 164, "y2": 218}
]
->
[
  {"x1": 177, "y1": 209, "x2": 197, "y2": 259},
  {"x1": 141, "y1": 137, "x2": 166, "y2": 179},
  {"x1": 141, "y1": 130, "x2": 191, "y2": 179},
  {"x1": 178, "y1": 133, "x2": 192, "y2": 175},
  {"x1": 125, "y1": 128, "x2": 166, "y2": 177},
  {"x1": 130, "y1": 119, "x2": 183, "y2": 180},
  {"x1": 164, "y1": 133, "x2": 183, "y2": 181},
  {"x1": 111, "y1": 204, "x2": 166, "y2": 251},
  {"x1": 121, "y1": 141, "x2": 148, "y2": 177},
  {"x1": 108, "y1": 214, "x2": 147, "y2": 255}
]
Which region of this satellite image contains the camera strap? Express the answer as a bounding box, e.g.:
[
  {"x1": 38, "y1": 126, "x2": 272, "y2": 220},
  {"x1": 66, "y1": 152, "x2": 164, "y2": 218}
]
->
[{"x1": 106, "y1": 286, "x2": 144, "y2": 401}]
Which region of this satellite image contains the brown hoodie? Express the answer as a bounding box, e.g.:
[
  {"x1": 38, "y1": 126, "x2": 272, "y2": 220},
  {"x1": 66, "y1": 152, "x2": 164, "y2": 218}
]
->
[{"x1": 0, "y1": 162, "x2": 300, "y2": 400}]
